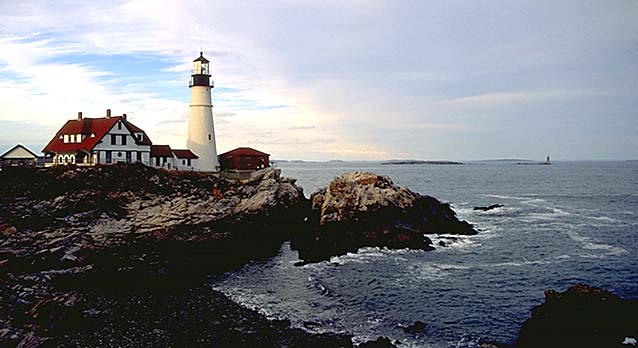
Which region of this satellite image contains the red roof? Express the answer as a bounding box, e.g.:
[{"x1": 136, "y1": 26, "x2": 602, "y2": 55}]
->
[
  {"x1": 42, "y1": 116, "x2": 152, "y2": 154},
  {"x1": 219, "y1": 147, "x2": 270, "y2": 157},
  {"x1": 150, "y1": 145, "x2": 173, "y2": 158},
  {"x1": 172, "y1": 149, "x2": 198, "y2": 159}
]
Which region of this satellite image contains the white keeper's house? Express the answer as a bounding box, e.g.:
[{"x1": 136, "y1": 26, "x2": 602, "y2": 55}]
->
[{"x1": 42, "y1": 109, "x2": 198, "y2": 170}]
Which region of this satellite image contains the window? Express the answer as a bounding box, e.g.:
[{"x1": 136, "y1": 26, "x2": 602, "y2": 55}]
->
[
  {"x1": 208, "y1": 134, "x2": 211, "y2": 141},
  {"x1": 137, "y1": 134, "x2": 143, "y2": 141},
  {"x1": 121, "y1": 135, "x2": 127, "y2": 146},
  {"x1": 77, "y1": 134, "x2": 82, "y2": 142},
  {"x1": 117, "y1": 152, "x2": 122, "y2": 157},
  {"x1": 187, "y1": 158, "x2": 191, "y2": 166},
  {"x1": 63, "y1": 134, "x2": 69, "y2": 143},
  {"x1": 155, "y1": 157, "x2": 160, "y2": 166},
  {"x1": 118, "y1": 122, "x2": 122, "y2": 130},
  {"x1": 106, "y1": 151, "x2": 112, "y2": 163},
  {"x1": 126, "y1": 151, "x2": 132, "y2": 163},
  {"x1": 111, "y1": 134, "x2": 117, "y2": 145},
  {"x1": 182, "y1": 159, "x2": 186, "y2": 165}
]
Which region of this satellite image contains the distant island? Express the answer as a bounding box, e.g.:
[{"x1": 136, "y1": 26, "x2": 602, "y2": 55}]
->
[{"x1": 381, "y1": 160, "x2": 464, "y2": 165}]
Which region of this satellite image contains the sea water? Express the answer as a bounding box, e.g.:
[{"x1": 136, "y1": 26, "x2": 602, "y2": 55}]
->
[{"x1": 211, "y1": 161, "x2": 638, "y2": 347}]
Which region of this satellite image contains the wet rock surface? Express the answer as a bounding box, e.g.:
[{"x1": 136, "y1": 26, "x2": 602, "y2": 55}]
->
[
  {"x1": 291, "y1": 171, "x2": 477, "y2": 263},
  {"x1": 517, "y1": 284, "x2": 638, "y2": 348}
]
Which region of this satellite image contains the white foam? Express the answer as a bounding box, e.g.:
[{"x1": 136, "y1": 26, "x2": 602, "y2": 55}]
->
[
  {"x1": 484, "y1": 194, "x2": 526, "y2": 200},
  {"x1": 429, "y1": 235, "x2": 481, "y2": 252},
  {"x1": 622, "y1": 337, "x2": 637, "y2": 346},
  {"x1": 586, "y1": 215, "x2": 619, "y2": 223},
  {"x1": 565, "y1": 230, "x2": 628, "y2": 258},
  {"x1": 411, "y1": 262, "x2": 470, "y2": 281},
  {"x1": 491, "y1": 259, "x2": 554, "y2": 267},
  {"x1": 324, "y1": 247, "x2": 413, "y2": 266},
  {"x1": 555, "y1": 254, "x2": 572, "y2": 260}
]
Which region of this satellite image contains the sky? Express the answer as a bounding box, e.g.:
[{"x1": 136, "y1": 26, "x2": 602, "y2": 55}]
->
[{"x1": 0, "y1": 1, "x2": 636, "y2": 161}]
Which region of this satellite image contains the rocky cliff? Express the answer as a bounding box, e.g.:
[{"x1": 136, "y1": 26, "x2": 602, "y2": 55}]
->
[
  {"x1": 517, "y1": 284, "x2": 638, "y2": 348},
  {"x1": 0, "y1": 164, "x2": 329, "y2": 347},
  {"x1": 0, "y1": 164, "x2": 306, "y2": 279},
  {"x1": 291, "y1": 171, "x2": 477, "y2": 263}
]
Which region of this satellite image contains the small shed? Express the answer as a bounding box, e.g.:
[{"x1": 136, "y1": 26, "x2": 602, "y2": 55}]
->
[
  {"x1": 219, "y1": 147, "x2": 270, "y2": 171},
  {"x1": 0, "y1": 144, "x2": 42, "y2": 168}
]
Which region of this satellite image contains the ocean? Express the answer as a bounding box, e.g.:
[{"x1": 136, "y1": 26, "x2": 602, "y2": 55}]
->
[{"x1": 211, "y1": 161, "x2": 638, "y2": 347}]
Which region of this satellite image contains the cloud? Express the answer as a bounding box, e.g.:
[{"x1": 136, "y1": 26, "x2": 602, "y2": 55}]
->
[{"x1": 0, "y1": 1, "x2": 636, "y2": 160}]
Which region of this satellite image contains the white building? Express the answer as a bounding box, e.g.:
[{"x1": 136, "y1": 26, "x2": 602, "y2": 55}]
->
[
  {"x1": 187, "y1": 52, "x2": 220, "y2": 172},
  {"x1": 149, "y1": 145, "x2": 198, "y2": 171},
  {"x1": 43, "y1": 110, "x2": 152, "y2": 166},
  {"x1": 0, "y1": 144, "x2": 42, "y2": 168}
]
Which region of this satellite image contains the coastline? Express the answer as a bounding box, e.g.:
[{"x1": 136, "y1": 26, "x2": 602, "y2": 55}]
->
[{"x1": 1, "y1": 163, "x2": 635, "y2": 347}]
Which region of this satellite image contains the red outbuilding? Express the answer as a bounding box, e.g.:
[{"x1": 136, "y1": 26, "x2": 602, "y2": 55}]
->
[{"x1": 218, "y1": 147, "x2": 270, "y2": 171}]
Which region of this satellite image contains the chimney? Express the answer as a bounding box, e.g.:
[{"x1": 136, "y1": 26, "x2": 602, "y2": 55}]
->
[
  {"x1": 78, "y1": 112, "x2": 83, "y2": 120},
  {"x1": 123, "y1": 113, "x2": 127, "y2": 121},
  {"x1": 106, "y1": 109, "x2": 111, "y2": 119}
]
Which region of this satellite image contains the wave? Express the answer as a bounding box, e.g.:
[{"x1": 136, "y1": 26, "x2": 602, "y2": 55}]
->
[
  {"x1": 411, "y1": 262, "x2": 471, "y2": 281},
  {"x1": 565, "y1": 230, "x2": 627, "y2": 257},
  {"x1": 430, "y1": 235, "x2": 481, "y2": 252},
  {"x1": 584, "y1": 215, "x2": 619, "y2": 223},
  {"x1": 490, "y1": 259, "x2": 555, "y2": 267},
  {"x1": 484, "y1": 194, "x2": 527, "y2": 200}
]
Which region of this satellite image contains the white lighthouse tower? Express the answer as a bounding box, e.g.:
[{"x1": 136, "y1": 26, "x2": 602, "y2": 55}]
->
[{"x1": 187, "y1": 52, "x2": 219, "y2": 171}]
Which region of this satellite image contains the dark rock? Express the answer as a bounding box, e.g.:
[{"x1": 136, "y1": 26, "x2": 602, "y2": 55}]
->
[
  {"x1": 0, "y1": 164, "x2": 309, "y2": 280},
  {"x1": 358, "y1": 336, "x2": 396, "y2": 348},
  {"x1": 291, "y1": 171, "x2": 477, "y2": 263},
  {"x1": 402, "y1": 320, "x2": 427, "y2": 334},
  {"x1": 473, "y1": 204, "x2": 504, "y2": 211},
  {"x1": 517, "y1": 284, "x2": 638, "y2": 348}
]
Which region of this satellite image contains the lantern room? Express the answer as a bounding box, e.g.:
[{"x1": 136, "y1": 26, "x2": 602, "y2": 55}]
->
[{"x1": 190, "y1": 52, "x2": 212, "y2": 87}]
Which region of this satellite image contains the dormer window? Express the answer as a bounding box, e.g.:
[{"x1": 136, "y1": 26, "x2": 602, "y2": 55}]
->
[
  {"x1": 137, "y1": 134, "x2": 143, "y2": 141},
  {"x1": 90, "y1": 133, "x2": 95, "y2": 138},
  {"x1": 63, "y1": 134, "x2": 69, "y2": 143}
]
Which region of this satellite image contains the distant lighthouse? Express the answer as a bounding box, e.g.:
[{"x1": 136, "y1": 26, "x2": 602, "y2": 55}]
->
[{"x1": 187, "y1": 52, "x2": 219, "y2": 171}]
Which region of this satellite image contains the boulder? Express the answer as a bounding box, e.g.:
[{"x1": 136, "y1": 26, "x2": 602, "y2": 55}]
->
[
  {"x1": 517, "y1": 284, "x2": 638, "y2": 348},
  {"x1": 358, "y1": 336, "x2": 396, "y2": 348},
  {"x1": 292, "y1": 171, "x2": 476, "y2": 263},
  {"x1": 473, "y1": 204, "x2": 504, "y2": 211},
  {"x1": 402, "y1": 320, "x2": 427, "y2": 334}
]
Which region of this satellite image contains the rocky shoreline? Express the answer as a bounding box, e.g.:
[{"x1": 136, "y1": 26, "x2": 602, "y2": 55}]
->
[
  {"x1": 2, "y1": 164, "x2": 632, "y2": 347},
  {"x1": 2, "y1": 165, "x2": 433, "y2": 347}
]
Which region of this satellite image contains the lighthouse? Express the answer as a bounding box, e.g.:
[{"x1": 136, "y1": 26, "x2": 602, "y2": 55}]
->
[{"x1": 187, "y1": 52, "x2": 219, "y2": 171}]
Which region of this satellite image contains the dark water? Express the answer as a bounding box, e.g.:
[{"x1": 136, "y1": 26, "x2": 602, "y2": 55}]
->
[{"x1": 211, "y1": 161, "x2": 638, "y2": 347}]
